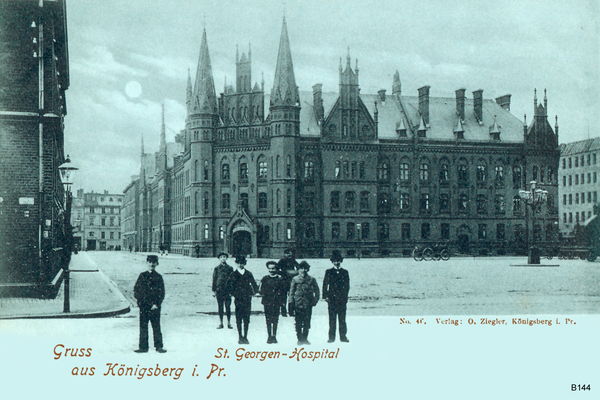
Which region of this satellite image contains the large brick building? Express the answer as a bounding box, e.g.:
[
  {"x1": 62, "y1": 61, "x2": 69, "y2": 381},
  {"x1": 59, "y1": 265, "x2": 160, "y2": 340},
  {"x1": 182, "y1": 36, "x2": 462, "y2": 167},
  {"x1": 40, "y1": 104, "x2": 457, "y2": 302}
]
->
[
  {"x1": 0, "y1": 0, "x2": 70, "y2": 296},
  {"x1": 124, "y1": 18, "x2": 560, "y2": 259}
]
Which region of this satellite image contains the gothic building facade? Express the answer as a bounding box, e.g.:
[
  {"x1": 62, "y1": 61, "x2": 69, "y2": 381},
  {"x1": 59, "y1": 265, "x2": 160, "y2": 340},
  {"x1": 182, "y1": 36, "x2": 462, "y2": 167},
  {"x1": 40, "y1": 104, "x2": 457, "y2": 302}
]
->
[{"x1": 125, "y1": 18, "x2": 560, "y2": 259}]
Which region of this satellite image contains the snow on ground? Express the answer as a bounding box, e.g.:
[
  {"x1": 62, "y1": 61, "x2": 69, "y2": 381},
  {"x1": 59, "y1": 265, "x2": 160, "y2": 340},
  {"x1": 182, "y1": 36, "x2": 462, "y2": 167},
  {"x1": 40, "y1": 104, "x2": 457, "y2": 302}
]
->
[{"x1": 89, "y1": 251, "x2": 600, "y2": 316}]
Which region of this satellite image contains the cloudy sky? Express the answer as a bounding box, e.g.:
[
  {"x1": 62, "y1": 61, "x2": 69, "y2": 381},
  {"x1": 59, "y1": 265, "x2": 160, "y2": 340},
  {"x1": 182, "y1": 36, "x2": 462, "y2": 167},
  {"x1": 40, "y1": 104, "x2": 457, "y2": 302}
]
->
[{"x1": 63, "y1": 0, "x2": 600, "y2": 194}]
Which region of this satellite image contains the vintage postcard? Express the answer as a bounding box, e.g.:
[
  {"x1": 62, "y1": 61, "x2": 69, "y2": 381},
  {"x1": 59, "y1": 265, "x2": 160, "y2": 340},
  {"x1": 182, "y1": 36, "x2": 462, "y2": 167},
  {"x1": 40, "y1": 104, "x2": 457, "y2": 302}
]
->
[{"x1": 1, "y1": 0, "x2": 598, "y2": 398}]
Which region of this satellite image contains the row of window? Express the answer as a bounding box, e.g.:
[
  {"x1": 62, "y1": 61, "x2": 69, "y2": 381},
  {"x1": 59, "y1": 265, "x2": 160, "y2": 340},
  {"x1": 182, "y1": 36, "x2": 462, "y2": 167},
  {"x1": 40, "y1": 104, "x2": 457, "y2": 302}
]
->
[
  {"x1": 88, "y1": 231, "x2": 121, "y2": 239},
  {"x1": 562, "y1": 172, "x2": 598, "y2": 186},
  {"x1": 328, "y1": 191, "x2": 553, "y2": 215},
  {"x1": 84, "y1": 207, "x2": 120, "y2": 214},
  {"x1": 562, "y1": 153, "x2": 597, "y2": 169},
  {"x1": 87, "y1": 197, "x2": 122, "y2": 203},
  {"x1": 374, "y1": 162, "x2": 553, "y2": 186},
  {"x1": 219, "y1": 190, "x2": 294, "y2": 214},
  {"x1": 322, "y1": 222, "x2": 556, "y2": 242},
  {"x1": 563, "y1": 211, "x2": 594, "y2": 224},
  {"x1": 220, "y1": 155, "x2": 294, "y2": 183},
  {"x1": 87, "y1": 216, "x2": 120, "y2": 226},
  {"x1": 562, "y1": 192, "x2": 598, "y2": 205}
]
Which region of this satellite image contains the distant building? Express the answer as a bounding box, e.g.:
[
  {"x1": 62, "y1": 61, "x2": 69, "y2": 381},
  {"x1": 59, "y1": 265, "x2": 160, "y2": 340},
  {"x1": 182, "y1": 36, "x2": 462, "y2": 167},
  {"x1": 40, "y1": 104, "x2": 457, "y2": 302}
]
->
[
  {"x1": 71, "y1": 189, "x2": 124, "y2": 251},
  {"x1": 559, "y1": 138, "x2": 600, "y2": 235},
  {"x1": 123, "y1": 18, "x2": 560, "y2": 259},
  {"x1": 0, "y1": 0, "x2": 70, "y2": 297}
]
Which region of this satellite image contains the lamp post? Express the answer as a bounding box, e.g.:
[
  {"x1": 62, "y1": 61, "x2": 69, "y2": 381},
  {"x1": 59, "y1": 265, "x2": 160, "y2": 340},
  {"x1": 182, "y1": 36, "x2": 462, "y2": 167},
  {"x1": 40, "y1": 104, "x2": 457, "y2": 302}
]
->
[
  {"x1": 519, "y1": 180, "x2": 548, "y2": 264},
  {"x1": 58, "y1": 156, "x2": 78, "y2": 312},
  {"x1": 356, "y1": 223, "x2": 362, "y2": 260}
]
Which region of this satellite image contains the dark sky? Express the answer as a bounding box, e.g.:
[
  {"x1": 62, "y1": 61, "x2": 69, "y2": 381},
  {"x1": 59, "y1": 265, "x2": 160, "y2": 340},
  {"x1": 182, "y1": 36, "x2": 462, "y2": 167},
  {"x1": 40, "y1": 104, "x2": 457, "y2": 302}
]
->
[{"x1": 63, "y1": 0, "x2": 600, "y2": 194}]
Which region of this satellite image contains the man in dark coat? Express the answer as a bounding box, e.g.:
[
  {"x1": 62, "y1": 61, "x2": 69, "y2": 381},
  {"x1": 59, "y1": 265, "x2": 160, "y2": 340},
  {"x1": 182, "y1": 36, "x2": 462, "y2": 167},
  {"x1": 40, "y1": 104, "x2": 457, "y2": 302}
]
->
[
  {"x1": 259, "y1": 261, "x2": 287, "y2": 344},
  {"x1": 288, "y1": 261, "x2": 319, "y2": 345},
  {"x1": 212, "y1": 252, "x2": 233, "y2": 329},
  {"x1": 134, "y1": 255, "x2": 166, "y2": 353},
  {"x1": 226, "y1": 256, "x2": 258, "y2": 344},
  {"x1": 322, "y1": 250, "x2": 350, "y2": 343},
  {"x1": 276, "y1": 248, "x2": 299, "y2": 316}
]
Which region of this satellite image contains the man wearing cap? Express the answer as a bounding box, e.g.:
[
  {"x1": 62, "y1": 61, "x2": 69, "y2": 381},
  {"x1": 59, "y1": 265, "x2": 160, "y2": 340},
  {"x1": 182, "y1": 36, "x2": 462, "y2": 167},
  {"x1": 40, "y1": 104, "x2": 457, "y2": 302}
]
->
[
  {"x1": 276, "y1": 248, "x2": 299, "y2": 316},
  {"x1": 226, "y1": 256, "x2": 258, "y2": 344},
  {"x1": 212, "y1": 252, "x2": 234, "y2": 329},
  {"x1": 323, "y1": 250, "x2": 350, "y2": 343},
  {"x1": 259, "y1": 261, "x2": 287, "y2": 344},
  {"x1": 133, "y1": 255, "x2": 167, "y2": 353},
  {"x1": 288, "y1": 261, "x2": 320, "y2": 345}
]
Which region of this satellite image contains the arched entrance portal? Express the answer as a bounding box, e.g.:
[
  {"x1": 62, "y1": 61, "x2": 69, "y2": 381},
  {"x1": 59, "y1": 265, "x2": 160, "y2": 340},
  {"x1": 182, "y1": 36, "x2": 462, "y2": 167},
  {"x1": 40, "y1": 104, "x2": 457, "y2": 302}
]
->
[{"x1": 232, "y1": 230, "x2": 252, "y2": 257}]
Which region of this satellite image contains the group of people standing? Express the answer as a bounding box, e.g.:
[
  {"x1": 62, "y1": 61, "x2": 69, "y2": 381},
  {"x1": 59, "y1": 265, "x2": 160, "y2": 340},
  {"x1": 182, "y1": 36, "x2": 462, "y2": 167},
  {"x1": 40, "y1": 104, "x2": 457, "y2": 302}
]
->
[
  {"x1": 132, "y1": 249, "x2": 350, "y2": 353},
  {"x1": 212, "y1": 248, "x2": 350, "y2": 345}
]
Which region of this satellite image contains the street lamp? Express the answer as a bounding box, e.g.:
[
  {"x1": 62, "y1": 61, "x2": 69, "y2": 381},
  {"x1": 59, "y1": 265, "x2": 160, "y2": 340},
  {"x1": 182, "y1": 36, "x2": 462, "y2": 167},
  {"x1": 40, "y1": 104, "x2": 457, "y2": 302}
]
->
[
  {"x1": 58, "y1": 155, "x2": 78, "y2": 312},
  {"x1": 518, "y1": 180, "x2": 548, "y2": 264},
  {"x1": 356, "y1": 223, "x2": 362, "y2": 260}
]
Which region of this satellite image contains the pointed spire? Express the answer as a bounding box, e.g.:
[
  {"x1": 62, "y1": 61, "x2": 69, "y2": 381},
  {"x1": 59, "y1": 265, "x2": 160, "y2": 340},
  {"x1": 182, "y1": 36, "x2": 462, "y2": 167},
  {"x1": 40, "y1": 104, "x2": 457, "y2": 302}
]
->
[
  {"x1": 543, "y1": 88, "x2": 548, "y2": 115},
  {"x1": 191, "y1": 28, "x2": 217, "y2": 114},
  {"x1": 533, "y1": 88, "x2": 538, "y2": 115},
  {"x1": 141, "y1": 133, "x2": 145, "y2": 156},
  {"x1": 160, "y1": 104, "x2": 166, "y2": 151},
  {"x1": 186, "y1": 68, "x2": 192, "y2": 111},
  {"x1": 346, "y1": 47, "x2": 351, "y2": 69},
  {"x1": 271, "y1": 16, "x2": 299, "y2": 108},
  {"x1": 392, "y1": 70, "x2": 401, "y2": 95}
]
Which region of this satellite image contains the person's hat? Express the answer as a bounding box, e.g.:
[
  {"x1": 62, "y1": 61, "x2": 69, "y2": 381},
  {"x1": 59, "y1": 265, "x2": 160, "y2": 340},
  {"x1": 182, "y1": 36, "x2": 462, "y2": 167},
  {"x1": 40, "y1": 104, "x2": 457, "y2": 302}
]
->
[
  {"x1": 284, "y1": 248, "x2": 294, "y2": 254},
  {"x1": 266, "y1": 261, "x2": 278, "y2": 268},
  {"x1": 298, "y1": 261, "x2": 311, "y2": 271},
  {"x1": 146, "y1": 255, "x2": 159, "y2": 264},
  {"x1": 235, "y1": 255, "x2": 247, "y2": 265},
  {"x1": 217, "y1": 252, "x2": 228, "y2": 258},
  {"x1": 330, "y1": 250, "x2": 344, "y2": 263}
]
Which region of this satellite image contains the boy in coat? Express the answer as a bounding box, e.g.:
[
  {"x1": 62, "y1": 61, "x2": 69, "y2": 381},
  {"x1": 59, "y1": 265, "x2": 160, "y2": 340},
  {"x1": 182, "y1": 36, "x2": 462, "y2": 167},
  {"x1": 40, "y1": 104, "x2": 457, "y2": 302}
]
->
[
  {"x1": 322, "y1": 250, "x2": 350, "y2": 343},
  {"x1": 226, "y1": 256, "x2": 258, "y2": 344},
  {"x1": 259, "y1": 261, "x2": 287, "y2": 344},
  {"x1": 134, "y1": 255, "x2": 167, "y2": 353},
  {"x1": 212, "y1": 252, "x2": 233, "y2": 329},
  {"x1": 276, "y1": 248, "x2": 299, "y2": 316},
  {"x1": 288, "y1": 261, "x2": 319, "y2": 345}
]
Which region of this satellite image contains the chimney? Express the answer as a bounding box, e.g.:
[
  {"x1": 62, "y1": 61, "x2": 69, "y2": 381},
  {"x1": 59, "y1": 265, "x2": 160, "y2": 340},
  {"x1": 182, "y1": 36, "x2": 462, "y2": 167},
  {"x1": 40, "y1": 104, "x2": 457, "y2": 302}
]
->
[
  {"x1": 378, "y1": 89, "x2": 387, "y2": 102},
  {"x1": 495, "y1": 94, "x2": 511, "y2": 111},
  {"x1": 104, "y1": 190, "x2": 108, "y2": 195},
  {"x1": 312, "y1": 83, "x2": 324, "y2": 122},
  {"x1": 473, "y1": 89, "x2": 483, "y2": 124},
  {"x1": 418, "y1": 86, "x2": 430, "y2": 125},
  {"x1": 455, "y1": 88, "x2": 466, "y2": 121},
  {"x1": 77, "y1": 188, "x2": 84, "y2": 198}
]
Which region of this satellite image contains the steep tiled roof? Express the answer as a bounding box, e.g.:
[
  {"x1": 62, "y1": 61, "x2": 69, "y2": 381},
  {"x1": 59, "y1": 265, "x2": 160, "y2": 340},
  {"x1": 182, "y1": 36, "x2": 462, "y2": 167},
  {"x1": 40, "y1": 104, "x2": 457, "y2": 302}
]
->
[
  {"x1": 291, "y1": 91, "x2": 525, "y2": 142},
  {"x1": 560, "y1": 137, "x2": 600, "y2": 155}
]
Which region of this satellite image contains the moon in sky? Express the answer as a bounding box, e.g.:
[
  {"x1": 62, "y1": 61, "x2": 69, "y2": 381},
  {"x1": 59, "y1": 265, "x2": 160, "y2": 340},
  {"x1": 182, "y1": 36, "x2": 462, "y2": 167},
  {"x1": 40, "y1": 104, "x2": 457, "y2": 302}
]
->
[{"x1": 125, "y1": 80, "x2": 142, "y2": 98}]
